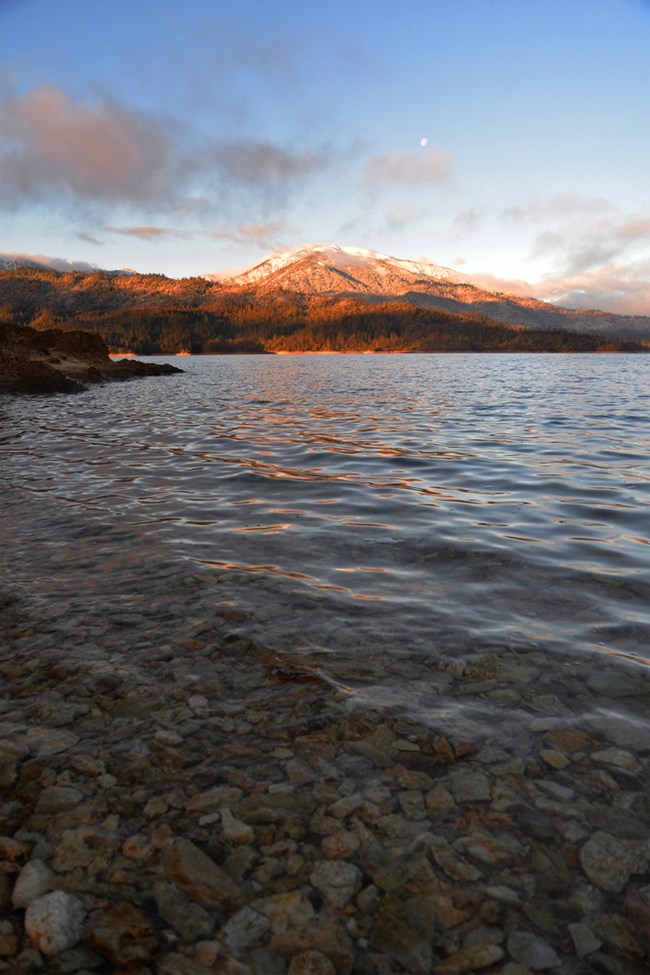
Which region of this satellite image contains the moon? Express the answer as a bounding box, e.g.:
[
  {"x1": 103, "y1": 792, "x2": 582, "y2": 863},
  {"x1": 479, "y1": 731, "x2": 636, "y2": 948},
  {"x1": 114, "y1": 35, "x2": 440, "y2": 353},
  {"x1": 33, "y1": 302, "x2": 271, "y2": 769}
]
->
[{"x1": 420, "y1": 137, "x2": 428, "y2": 147}]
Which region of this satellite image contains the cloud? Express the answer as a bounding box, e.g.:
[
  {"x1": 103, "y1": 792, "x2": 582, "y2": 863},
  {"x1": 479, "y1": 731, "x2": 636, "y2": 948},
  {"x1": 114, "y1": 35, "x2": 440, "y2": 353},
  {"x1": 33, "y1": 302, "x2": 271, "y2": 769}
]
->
[
  {"x1": 0, "y1": 250, "x2": 100, "y2": 271},
  {"x1": 363, "y1": 148, "x2": 452, "y2": 185},
  {"x1": 0, "y1": 85, "x2": 330, "y2": 217},
  {"x1": 536, "y1": 261, "x2": 650, "y2": 315},
  {"x1": 0, "y1": 85, "x2": 175, "y2": 207},
  {"x1": 77, "y1": 232, "x2": 103, "y2": 246},
  {"x1": 531, "y1": 213, "x2": 650, "y2": 275},
  {"x1": 386, "y1": 201, "x2": 418, "y2": 229},
  {"x1": 502, "y1": 193, "x2": 614, "y2": 223},
  {"x1": 453, "y1": 207, "x2": 482, "y2": 231},
  {"x1": 107, "y1": 225, "x2": 192, "y2": 240},
  {"x1": 107, "y1": 219, "x2": 292, "y2": 252},
  {"x1": 209, "y1": 141, "x2": 327, "y2": 186}
]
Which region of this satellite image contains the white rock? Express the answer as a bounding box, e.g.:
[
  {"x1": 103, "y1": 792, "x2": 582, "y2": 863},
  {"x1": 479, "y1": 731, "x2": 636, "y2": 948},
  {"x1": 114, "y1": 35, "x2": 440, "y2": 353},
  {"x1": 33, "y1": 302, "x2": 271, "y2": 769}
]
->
[
  {"x1": 12, "y1": 859, "x2": 54, "y2": 909},
  {"x1": 24, "y1": 890, "x2": 85, "y2": 956}
]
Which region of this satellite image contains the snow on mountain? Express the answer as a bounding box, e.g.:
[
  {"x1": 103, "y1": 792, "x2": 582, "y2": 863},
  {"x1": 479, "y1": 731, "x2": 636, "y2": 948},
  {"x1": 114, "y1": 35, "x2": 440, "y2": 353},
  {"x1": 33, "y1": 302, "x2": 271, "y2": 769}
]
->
[{"x1": 212, "y1": 243, "x2": 462, "y2": 292}]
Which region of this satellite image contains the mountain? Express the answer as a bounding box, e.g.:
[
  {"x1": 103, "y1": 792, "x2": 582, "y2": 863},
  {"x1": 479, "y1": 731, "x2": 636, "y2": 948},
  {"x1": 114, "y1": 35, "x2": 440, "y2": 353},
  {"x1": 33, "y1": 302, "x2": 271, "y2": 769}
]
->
[{"x1": 215, "y1": 244, "x2": 650, "y2": 342}]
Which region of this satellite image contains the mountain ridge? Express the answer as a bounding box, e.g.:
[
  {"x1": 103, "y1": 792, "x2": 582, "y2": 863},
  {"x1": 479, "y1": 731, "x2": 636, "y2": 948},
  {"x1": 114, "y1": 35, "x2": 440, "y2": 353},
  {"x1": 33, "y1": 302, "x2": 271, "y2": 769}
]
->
[{"x1": 2, "y1": 243, "x2": 650, "y2": 343}]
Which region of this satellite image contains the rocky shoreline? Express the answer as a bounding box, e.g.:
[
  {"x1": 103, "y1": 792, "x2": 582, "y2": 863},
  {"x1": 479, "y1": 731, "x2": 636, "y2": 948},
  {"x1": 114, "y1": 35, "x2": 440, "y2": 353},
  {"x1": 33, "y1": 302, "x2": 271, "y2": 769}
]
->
[
  {"x1": 0, "y1": 324, "x2": 182, "y2": 395},
  {"x1": 0, "y1": 541, "x2": 648, "y2": 975}
]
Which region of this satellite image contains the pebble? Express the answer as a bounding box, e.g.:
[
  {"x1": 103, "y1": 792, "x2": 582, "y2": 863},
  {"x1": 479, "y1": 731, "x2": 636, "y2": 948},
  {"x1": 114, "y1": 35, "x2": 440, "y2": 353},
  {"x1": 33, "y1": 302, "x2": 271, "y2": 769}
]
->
[
  {"x1": 24, "y1": 890, "x2": 85, "y2": 957},
  {"x1": 1, "y1": 563, "x2": 649, "y2": 973}
]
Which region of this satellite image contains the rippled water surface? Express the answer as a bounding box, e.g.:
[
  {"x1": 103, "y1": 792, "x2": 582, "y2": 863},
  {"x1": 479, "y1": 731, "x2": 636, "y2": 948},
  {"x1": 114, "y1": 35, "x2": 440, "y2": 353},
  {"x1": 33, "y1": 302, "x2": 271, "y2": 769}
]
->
[{"x1": 2, "y1": 353, "x2": 649, "y2": 731}]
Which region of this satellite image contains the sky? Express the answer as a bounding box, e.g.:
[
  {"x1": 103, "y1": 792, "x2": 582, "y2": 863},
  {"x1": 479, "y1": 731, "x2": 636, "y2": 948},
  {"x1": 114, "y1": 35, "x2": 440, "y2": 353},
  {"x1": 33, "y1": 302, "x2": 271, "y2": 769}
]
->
[{"x1": 1, "y1": 0, "x2": 650, "y2": 313}]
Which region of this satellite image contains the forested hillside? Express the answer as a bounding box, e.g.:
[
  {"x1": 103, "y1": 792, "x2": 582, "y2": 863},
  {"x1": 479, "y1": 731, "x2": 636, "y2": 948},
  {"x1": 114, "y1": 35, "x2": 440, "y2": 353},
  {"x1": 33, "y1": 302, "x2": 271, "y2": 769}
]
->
[{"x1": 0, "y1": 268, "x2": 646, "y2": 354}]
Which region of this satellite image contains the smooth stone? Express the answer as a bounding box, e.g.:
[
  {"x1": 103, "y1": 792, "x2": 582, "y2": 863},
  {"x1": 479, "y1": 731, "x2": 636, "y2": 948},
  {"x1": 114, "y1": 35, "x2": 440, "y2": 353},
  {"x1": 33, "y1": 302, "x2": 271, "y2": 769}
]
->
[
  {"x1": 220, "y1": 906, "x2": 272, "y2": 950},
  {"x1": 220, "y1": 807, "x2": 254, "y2": 845},
  {"x1": 449, "y1": 769, "x2": 491, "y2": 803},
  {"x1": 155, "y1": 881, "x2": 215, "y2": 942},
  {"x1": 309, "y1": 859, "x2": 363, "y2": 909},
  {"x1": 370, "y1": 892, "x2": 437, "y2": 975},
  {"x1": 0, "y1": 741, "x2": 28, "y2": 787},
  {"x1": 580, "y1": 830, "x2": 649, "y2": 894},
  {"x1": 163, "y1": 838, "x2": 242, "y2": 912},
  {"x1": 592, "y1": 747, "x2": 642, "y2": 775},
  {"x1": 35, "y1": 786, "x2": 84, "y2": 815},
  {"x1": 433, "y1": 943, "x2": 504, "y2": 973},
  {"x1": 568, "y1": 921, "x2": 602, "y2": 956},
  {"x1": 507, "y1": 930, "x2": 561, "y2": 970},
  {"x1": 288, "y1": 949, "x2": 336, "y2": 975},
  {"x1": 11, "y1": 859, "x2": 54, "y2": 909},
  {"x1": 24, "y1": 891, "x2": 85, "y2": 957}
]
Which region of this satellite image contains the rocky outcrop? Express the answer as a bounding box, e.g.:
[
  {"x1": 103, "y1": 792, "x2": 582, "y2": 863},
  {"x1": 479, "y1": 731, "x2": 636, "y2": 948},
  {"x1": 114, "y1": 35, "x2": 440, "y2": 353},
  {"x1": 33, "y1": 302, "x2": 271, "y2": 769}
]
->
[{"x1": 0, "y1": 323, "x2": 182, "y2": 395}]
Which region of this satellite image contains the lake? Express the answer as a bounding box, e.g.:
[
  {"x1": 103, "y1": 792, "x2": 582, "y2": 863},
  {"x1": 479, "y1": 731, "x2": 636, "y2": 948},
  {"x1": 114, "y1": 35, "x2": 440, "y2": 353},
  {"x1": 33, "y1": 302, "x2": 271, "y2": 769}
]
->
[{"x1": 1, "y1": 352, "x2": 648, "y2": 743}]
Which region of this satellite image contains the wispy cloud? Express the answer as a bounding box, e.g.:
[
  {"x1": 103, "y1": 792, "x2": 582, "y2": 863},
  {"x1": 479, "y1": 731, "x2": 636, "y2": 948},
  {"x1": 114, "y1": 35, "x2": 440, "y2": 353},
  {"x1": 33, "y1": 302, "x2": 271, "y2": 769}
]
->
[
  {"x1": 502, "y1": 193, "x2": 614, "y2": 223},
  {"x1": 0, "y1": 250, "x2": 100, "y2": 271},
  {"x1": 0, "y1": 85, "x2": 174, "y2": 207},
  {"x1": 107, "y1": 225, "x2": 192, "y2": 240},
  {"x1": 363, "y1": 148, "x2": 452, "y2": 185},
  {"x1": 531, "y1": 213, "x2": 650, "y2": 274},
  {"x1": 536, "y1": 260, "x2": 650, "y2": 315},
  {"x1": 77, "y1": 231, "x2": 103, "y2": 246},
  {"x1": 207, "y1": 141, "x2": 327, "y2": 188},
  {"x1": 385, "y1": 201, "x2": 419, "y2": 229},
  {"x1": 0, "y1": 85, "x2": 331, "y2": 217},
  {"x1": 106, "y1": 219, "x2": 292, "y2": 252}
]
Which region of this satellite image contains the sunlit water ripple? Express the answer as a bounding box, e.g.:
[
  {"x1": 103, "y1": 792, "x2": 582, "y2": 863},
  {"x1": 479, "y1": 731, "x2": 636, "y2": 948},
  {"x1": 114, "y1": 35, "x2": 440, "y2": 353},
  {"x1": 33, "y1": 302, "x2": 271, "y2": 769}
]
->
[{"x1": 1, "y1": 353, "x2": 649, "y2": 733}]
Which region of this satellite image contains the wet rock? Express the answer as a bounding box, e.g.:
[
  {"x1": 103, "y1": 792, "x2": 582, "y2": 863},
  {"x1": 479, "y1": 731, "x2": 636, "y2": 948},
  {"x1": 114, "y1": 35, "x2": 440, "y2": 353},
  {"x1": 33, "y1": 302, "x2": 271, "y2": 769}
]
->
[
  {"x1": 433, "y1": 943, "x2": 504, "y2": 973},
  {"x1": 35, "y1": 785, "x2": 83, "y2": 814},
  {"x1": 309, "y1": 859, "x2": 363, "y2": 908},
  {"x1": 0, "y1": 740, "x2": 27, "y2": 786},
  {"x1": 184, "y1": 786, "x2": 243, "y2": 814},
  {"x1": 592, "y1": 747, "x2": 642, "y2": 776},
  {"x1": 506, "y1": 930, "x2": 561, "y2": 970},
  {"x1": 221, "y1": 905, "x2": 272, "y2": 951},
  {"x1": 86, "y1": 900, "x2": 158, "y2": 967},
  {"x1": 321, "y1": 830, "x2": 360, "y2": 860},
  {"x1": 568, "y1": 921, "x2": 602, "y2": 956},
  {"x1": 11, "y1": 859, "x2": 54, "y2": 908},
  {"x1": 220, "y1": 807, "x2": 255, "y2": 845},
  {"x1": 271, "y1": 917, "x2": 354, "y2": 975},
  {"x1": 580, "y1": 830, "x2": 649, "y2": 893},
  {"x1": 155, "y1": 881, "x2": 215, "y2": 942},
  {"x1": 24, "y1": 890, "x2": 85, "y2": 957},
  {"x1": 24, "y1": 727, "x2": 78, "y2": 755},
  {"x1": 158, "y1": 953, "x2": 215, "y2": 975},
  {"x1": 370, "y1": 892, "x2": 437, "y2": 975},
  {"x1": 163, "y1": 837, "x2": 242, "y2": 912},
  {"x1": 287, "y1": 949, "x2": 336, "y2": 975},
  {"x1": 623, "y1": 884, "x2": 650, "y2": 944},
  {"x1": 254, "y1": 891, "x2": 315, "y2": 934},
  {"x1": 426, "y1": 783, "x2": 455, "y2": 816},
  {"x1": 449, "y1": 769, "x2": 491, "y2": 803}
]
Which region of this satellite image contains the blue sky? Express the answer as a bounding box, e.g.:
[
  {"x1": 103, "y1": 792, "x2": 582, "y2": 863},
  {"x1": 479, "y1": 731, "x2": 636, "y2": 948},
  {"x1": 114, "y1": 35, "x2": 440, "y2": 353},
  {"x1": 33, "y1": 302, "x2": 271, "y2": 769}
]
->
[{"x1": 2, "y1": 0, "x2": 650, "y2": 312}]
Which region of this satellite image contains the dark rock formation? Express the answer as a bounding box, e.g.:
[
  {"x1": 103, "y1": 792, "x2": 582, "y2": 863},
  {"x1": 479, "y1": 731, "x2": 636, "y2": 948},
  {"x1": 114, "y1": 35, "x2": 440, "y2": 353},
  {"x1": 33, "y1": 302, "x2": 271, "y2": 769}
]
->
[{"x1": 0, "y1": 323, "x2": 182, "y2": 395}]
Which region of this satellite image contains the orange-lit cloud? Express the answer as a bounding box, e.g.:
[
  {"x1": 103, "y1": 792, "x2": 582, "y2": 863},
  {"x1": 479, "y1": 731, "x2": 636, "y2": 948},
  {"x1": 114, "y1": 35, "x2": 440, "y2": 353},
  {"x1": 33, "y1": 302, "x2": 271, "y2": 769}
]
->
[
  {"x1": 0, "y1": 85, "x2": 330, "y2": 214},
  {"x1": 107, "y1": 225, "x2": 192, "y2": 240},
  {"x1": 364, "y1": 148, "x2": 452, "y2": 185},
  {"x1": 0, "y1": 85, "x2": 172, "y2": 206}
]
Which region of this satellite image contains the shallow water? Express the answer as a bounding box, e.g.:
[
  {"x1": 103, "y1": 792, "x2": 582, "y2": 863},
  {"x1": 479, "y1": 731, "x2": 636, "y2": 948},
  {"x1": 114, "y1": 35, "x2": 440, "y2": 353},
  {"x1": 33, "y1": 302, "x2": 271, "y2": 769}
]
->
[{"x1": 1, "y1": 352, "x2": 649, "y2": 737}]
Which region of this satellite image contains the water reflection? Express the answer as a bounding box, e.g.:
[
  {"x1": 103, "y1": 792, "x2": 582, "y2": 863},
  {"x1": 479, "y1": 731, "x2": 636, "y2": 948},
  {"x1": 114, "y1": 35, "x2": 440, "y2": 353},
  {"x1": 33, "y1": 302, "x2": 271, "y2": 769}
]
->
[{"x1": 1, "y1": 353, "x2": 649, "y2": 708}]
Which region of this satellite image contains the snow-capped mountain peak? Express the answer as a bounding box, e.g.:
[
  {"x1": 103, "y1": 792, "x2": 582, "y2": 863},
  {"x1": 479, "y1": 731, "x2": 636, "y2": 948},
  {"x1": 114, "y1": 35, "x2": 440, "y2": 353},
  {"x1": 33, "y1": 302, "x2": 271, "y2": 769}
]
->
[{"x1": 212, "y1": 243, "x2": 461, "y2": 293}]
